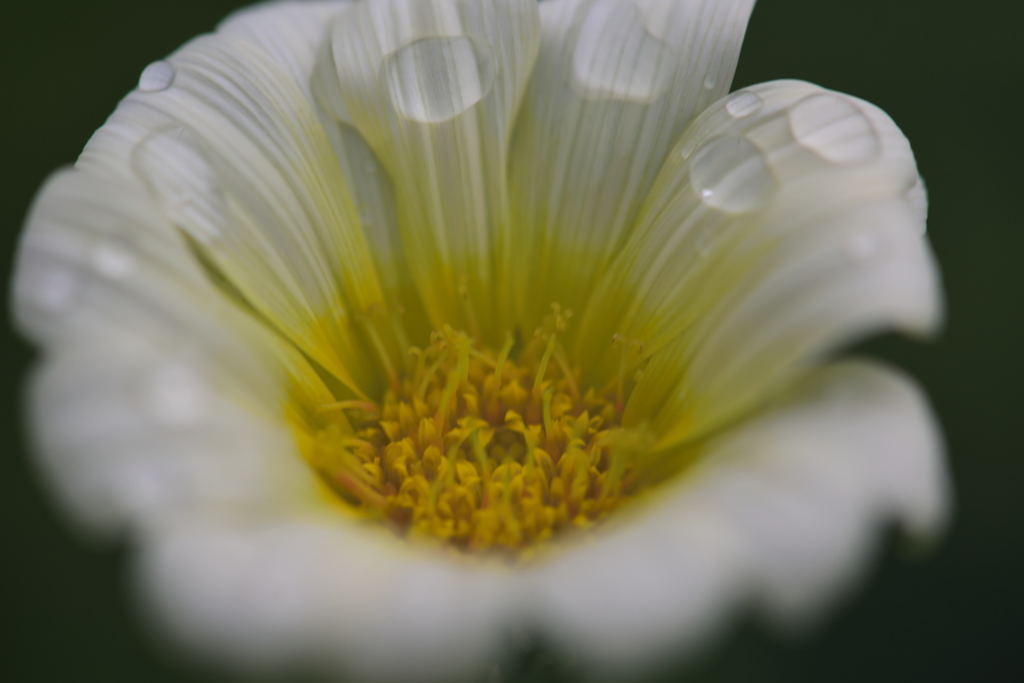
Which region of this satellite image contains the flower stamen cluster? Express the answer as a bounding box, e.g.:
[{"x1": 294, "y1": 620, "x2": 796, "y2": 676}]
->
[{"x1": 309, "y1": 309, "x2": 646, "y2": 555}]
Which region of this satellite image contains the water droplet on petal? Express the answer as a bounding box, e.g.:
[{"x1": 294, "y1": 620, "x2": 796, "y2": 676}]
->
[
  {"x1": 689, "y1": 136, "x2": 777, "y2": 213},
  {"x1": 726, "y1": 90, "x2": 763, "y2": 118},
  {"x1": 145, "y1": 364, "x2": 206, "y2": 427},
  {"x1": 845, "y1": 232, "x2": 878, "y2": 264},
  {"x1": 383, "y1": 37, "x2": 494, "y2": 123},
  {"x1": 572, "y1": 0, "x2": 675, "y2": 102},
  {"x1": 92, "y1": 239, "x2": 136, "y2": 279},
  {"x1": 703, "y1": 75, "x2": 717, "y2": 90},
  {"x1": 789, "y1": 93, "x2": 881, "y2": 164},
  {"x1": 138, "y1": 60, "x2": 176, "y2": 92},
  {"x1": 133, "y1": 128, "x2": 226, "y2": 244}
]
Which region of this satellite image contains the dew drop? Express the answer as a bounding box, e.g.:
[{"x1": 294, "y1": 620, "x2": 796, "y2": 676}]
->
[
  {"x1": 383, "y1": 37, "x2": 494, "y2": 123},
  {"x1": 845, "y1": 232, "x2": 878, "y2": 264},
  {"x1": 144, "y1": 365, "x2": 206, "y2": 427},
  {"x1": 703, "y1": 75, "x2": 717, "y2": 90},
  {"x1": 572, "y1": 0, "x2": 674, "y2": 102},
  {"x1": 726, "y1": 90, "x2": 763, "y2": 118},
  {"x1": 92, "y1": 239, "x2": 136, "y2": 279},
  {"x1": 789, "y1": 93, "x2": 881, "y2": 164},
  {"x1": 689, "y1": 136, "x2": 777, "y2": 213},
  {"x1": 138, "y1": 60, "x2": 176, "y2": 93},
  {"x1": 133, "y1": 128, "x2": 226, "y2": 244}
]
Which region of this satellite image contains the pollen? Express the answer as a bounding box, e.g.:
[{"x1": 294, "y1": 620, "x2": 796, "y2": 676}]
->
[{"x1": 305, "y1": 307, "x2": 648, "y2": 557}]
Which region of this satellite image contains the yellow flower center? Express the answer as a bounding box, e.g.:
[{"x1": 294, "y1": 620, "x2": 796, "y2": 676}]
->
[{"x1": 301, "y1": 308, "x2": 651, "y2": 557}]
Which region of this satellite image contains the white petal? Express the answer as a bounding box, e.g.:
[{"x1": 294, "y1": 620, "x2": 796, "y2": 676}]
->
[
  {"x1": 218, "y1": 2, "x2": 409, "y2": 306},
  {"x1": 314, "y1": 0, "x2": 541, "y2": 339},
  {"x1": 218, "y1": 1, "x2": 351, "y2": 98},
  {"x1": 79, "y1": 13, "x2": 388, "y2": 395},
  {"x1": 16, "y1": 169, "x2": 311, "y2": 383},
  {"x1": 574, "y1": 80, "x2": 942, "y2": 445},
  {"x1": 508, "y1": 0, "x2": 756, "y2": 325},
  {"x1": 692, "y1": 362, "x2": 949, "y2": 620},
  {"x1": 222, "y1": 2, "x2": 418, "y2": 314},
  {"x1": 15, "y1": 169, "x2": 205, "y2": 346},
  {"x1": 529, "y1": 501, "x2": 747, "y2": 674},
  {"x1": 29, "y1": 339, "x2": 321, "y2": 537},
  {"x1": 532, "y1": 360, "x2": 948, "y2": 676},
  {"x1": 13, "y1": 167, "x2": 332, "y2": 535},
  {"x1": 136, "y1": 514, "x2": 525, "y2": 682},
  {"x1": 13, "y1": 166, "x2": 329, "y2": 397},
  {"x1": 218, "y1": 2, "x2": 444, "y2": 382}
]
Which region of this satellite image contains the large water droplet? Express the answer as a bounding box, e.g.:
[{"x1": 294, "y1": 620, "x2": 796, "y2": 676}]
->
[
  {"x1": 92, "y1": 239, "x2": 136, "y2": 279},
  {"x1": 138, "y1": 60, "x2": 176, "y2": 93},
  {"x1": 789, "y1": 93, "x2": 881, "y2": 164},
  {"x1": 383, "y1": 37, "x2": 494, "y2": 123},
  {"x1": 726, "y1": 90, "x2": 763, "y2": 118},
  {"x1": 689, "y1": 136, "x2": 777, "y2": 213},
  {"x1": 144, "y1": 365, "x2": 206, "y2": 427},
  {"x1": 572, "y1": 0, "x2": 674, "y2": 102},
  {"x1": 133, "y1": 128, "x2": 226, "y2": 244}
]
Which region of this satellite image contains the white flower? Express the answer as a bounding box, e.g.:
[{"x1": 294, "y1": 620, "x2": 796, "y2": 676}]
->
[{"x1": 13, "y1": 0, "x2": 948, "y2": 680}]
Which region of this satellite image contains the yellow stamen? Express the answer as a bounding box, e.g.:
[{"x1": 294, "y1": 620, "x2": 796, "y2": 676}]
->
[{"x1": 302, "y1": 320, "x2": 647, "y2": 557}]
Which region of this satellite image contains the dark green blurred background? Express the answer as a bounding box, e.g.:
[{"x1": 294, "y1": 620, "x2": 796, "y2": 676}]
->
[{"x1": 2, "y1": 1, "x2": 1022, "y2": 681}]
